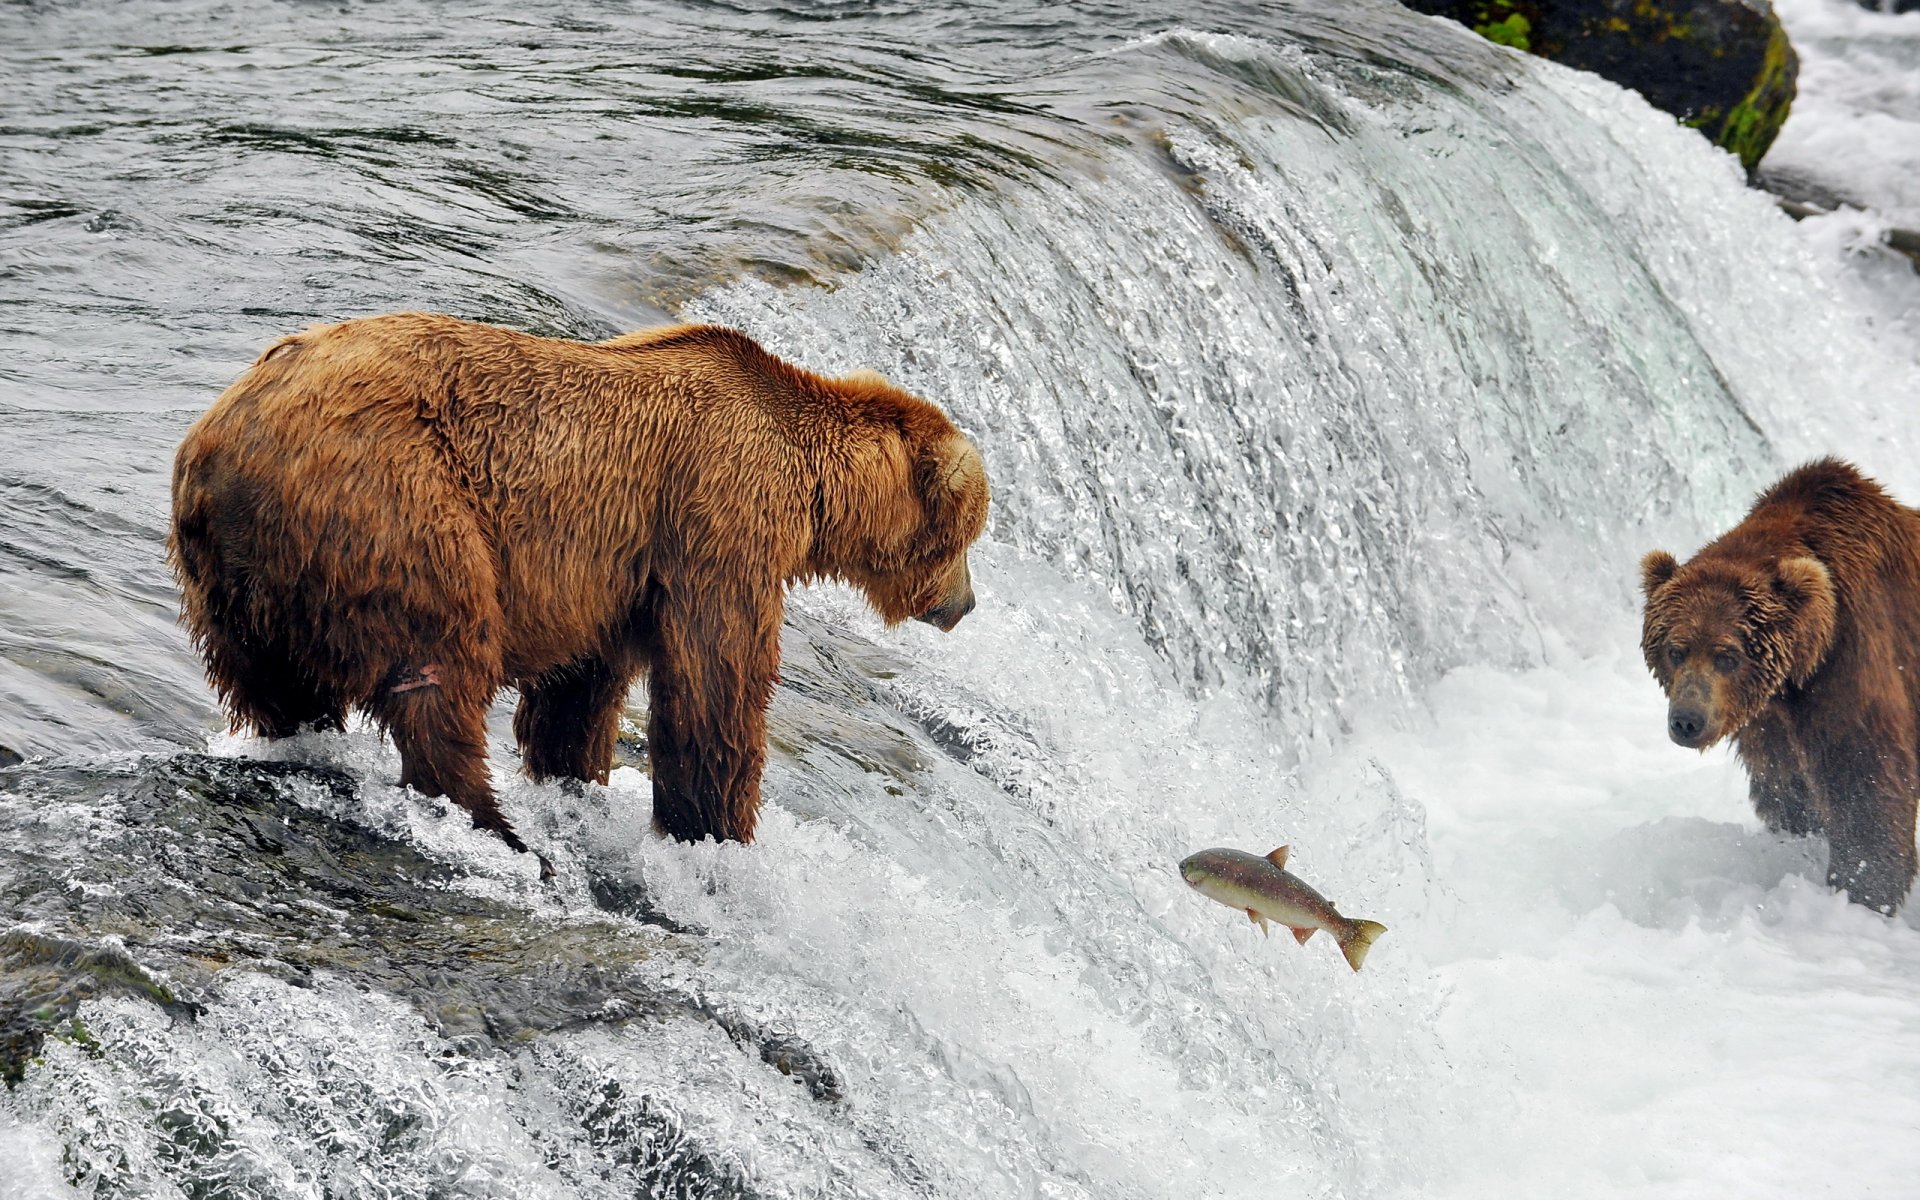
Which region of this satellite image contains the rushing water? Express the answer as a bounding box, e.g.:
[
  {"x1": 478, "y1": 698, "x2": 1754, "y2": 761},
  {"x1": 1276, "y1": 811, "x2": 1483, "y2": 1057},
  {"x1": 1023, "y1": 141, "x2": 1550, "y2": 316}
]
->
[{"x1": 4, "y1": 1, "x2": 1919, "y2": 1197}]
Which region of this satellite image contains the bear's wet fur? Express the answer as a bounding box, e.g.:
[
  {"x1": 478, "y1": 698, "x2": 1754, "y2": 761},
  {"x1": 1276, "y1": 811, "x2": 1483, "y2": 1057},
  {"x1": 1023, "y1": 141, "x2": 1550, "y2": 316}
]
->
[
  {"x1": 170, "y1": 314, "x2": 989, "y2": 857},
  {"x1": 1641, "y1": 457, "x2": 1920, "y2": 911}
]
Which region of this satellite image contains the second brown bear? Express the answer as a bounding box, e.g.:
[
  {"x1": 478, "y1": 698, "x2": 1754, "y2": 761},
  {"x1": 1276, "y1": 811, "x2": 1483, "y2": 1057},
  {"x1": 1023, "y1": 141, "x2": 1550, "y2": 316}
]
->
[
  {"x1": 170, "y1": 314, "x2": 990, "y2": 860},
  {"x1": 1640, "y1": 458, "x2": 1920, "y2": 912}
]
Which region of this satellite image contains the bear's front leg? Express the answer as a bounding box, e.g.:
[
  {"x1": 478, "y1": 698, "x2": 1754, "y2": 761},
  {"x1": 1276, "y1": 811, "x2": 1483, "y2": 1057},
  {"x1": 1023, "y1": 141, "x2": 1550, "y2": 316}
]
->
[
  {"x1": 1733, "y1": 719, "x2": 1822, "y2": 836},
  {"x1": 644, "y1": 572, "x2": 782, "y2": 844},
  {"x1": 1809, "y1": 725, "x2": 1918, "y2": 912}
]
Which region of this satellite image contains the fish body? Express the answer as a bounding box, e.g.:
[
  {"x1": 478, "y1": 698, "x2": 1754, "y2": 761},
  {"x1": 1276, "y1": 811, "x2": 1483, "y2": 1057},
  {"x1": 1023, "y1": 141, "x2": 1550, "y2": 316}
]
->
[{"x1": 1178, "y1": 846, "x2": 1387, "y2": 972}]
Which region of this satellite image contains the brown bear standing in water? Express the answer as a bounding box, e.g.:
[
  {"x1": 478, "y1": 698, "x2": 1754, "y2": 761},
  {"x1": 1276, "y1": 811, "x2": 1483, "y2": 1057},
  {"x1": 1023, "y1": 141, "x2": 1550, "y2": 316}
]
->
[
  {"x1": 170, "y1": 314, "x2": 989, "y2": 861},
  {"x1": 1640, "y1": 458, "x2": 1920, "y2": 912}
]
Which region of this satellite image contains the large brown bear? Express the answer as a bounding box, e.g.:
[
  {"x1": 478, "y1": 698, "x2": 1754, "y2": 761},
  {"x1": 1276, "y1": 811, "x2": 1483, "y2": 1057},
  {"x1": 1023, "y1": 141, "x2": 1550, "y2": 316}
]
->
[
  {"x1": 1640, "y1": 458, "x2": 1920, "y2": 912},
  {"x1": 170, "y1": 314, "x2": 989, "y2": 861}
]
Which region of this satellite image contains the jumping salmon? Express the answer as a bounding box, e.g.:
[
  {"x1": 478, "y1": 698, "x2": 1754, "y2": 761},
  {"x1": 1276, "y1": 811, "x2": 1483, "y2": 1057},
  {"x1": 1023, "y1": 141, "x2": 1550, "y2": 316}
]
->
[{"x1": 1178, "y1": 846, "x2": 1387, "y2": 972}]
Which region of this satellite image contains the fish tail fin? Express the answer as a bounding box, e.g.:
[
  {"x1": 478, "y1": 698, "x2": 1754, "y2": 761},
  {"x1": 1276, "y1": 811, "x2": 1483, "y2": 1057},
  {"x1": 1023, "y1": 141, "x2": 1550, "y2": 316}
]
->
[{"x1": 1338, "y1": 920, "x2": 1387, "y2": 972}]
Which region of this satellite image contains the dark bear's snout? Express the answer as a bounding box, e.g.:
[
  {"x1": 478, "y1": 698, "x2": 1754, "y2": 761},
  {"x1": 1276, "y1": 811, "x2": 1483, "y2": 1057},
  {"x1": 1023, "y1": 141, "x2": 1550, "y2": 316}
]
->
[
  {"x1": 1667, "y1": 705, "x2": 1708, "y2": 747},
  {"x1": 1663, "y1": 669, "x2": 1720, "y2": 748}
]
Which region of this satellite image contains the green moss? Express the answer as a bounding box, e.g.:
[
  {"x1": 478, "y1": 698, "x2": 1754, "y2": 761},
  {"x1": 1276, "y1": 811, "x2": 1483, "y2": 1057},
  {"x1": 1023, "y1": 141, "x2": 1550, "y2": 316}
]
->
[
  {"x1": 55, "y1": 1017, "x2": 103, "y2": 1058},
  {"x1": 1710, "y1": 23, "x2": 1795, "y2": 174},
  {"x1": 1442, "y1": 0, "x2": 1796, "y2": 175},
  {"x1": 1474, "y1": 13, "x2": 1532, "y2": 50},
  {"x1": 1682, "y1": 104, "x2": 1724, "y2": 129},
  {"x1": 1631, "y1": 0, "x2": 1691, "y2": 41}
]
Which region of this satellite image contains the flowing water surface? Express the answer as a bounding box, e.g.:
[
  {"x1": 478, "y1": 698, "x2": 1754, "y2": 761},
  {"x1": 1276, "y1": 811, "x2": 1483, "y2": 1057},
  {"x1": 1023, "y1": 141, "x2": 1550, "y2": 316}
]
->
[{"x1": 4, "y1": 1, "x2": 1920, "y2": 1197}]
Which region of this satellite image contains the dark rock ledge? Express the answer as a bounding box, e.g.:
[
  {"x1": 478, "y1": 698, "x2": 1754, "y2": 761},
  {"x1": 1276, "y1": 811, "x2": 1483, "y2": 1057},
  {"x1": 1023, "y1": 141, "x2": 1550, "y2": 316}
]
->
[
  {"x1": 0, "y1": 753, "x2": 843, "y2": 1195},
  {"x1": 1403, "y1": 0, "x2": 1799, "y2": 174}
]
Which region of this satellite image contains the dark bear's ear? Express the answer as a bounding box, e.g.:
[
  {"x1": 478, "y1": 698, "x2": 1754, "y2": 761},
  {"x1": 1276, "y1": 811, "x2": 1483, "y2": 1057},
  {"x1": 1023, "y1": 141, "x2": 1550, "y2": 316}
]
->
[
  {"x1": 1639, "y1": 551, "x2": 1679, "y2": 597},
  {"x1": 1774, "y1": 556, "x2": 1837, "y2": 685},
  {"x1": 1774, "y1": 556, "x2": 1830, "y2": 602}
]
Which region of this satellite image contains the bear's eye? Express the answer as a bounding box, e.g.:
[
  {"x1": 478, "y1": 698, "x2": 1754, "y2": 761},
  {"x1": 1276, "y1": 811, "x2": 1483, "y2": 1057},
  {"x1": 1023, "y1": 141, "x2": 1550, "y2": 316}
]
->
[
  {"x1": 1665, "y1": 645, "x2": 1687, "y2": 668},
  {"x1": 1714, "y1": 649, "x2": 1740, "y2": 674}
]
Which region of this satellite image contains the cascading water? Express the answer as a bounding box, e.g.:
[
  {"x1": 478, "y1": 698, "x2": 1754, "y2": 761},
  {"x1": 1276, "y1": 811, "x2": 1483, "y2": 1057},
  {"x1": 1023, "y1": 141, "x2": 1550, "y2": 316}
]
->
[
  {"x1": 4, "y1": 2, "x2": 1919, "y2": 1197},
  {"x1": 692, "y1": 30, "x2": 1823, "y2": 754}
]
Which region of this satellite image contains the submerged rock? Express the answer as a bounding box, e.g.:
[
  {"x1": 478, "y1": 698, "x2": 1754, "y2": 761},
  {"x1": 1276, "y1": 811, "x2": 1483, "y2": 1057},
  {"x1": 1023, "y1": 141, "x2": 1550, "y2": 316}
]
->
[
  {"x1": 0, "y1": 930, "x2": 202, "y2": 1085},
  {"x1": 1403, "y1": 0, "x2": 1799, "y2": 173}
]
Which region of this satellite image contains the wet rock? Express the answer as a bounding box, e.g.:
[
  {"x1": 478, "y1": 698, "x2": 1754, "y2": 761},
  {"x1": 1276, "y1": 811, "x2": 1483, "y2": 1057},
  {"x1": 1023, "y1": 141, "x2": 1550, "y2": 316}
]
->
[
  {"x1": 1402, "y1": 0, "x2": 1799, "y2": 173},
  {"x1": 0, "y1": 930, "x2": 202, "y2": 1086},
  {"x1": 687, "y1": 995, "x2": 846, "y2": 1104},
  {"x1": 1761, "y1": 186, "x2": 1920, "y2": 270},
  {"x1": 568, "y1": 1077, "x2": 762, "y2": 1200},
  {"x1": 0, "y1": 756, "x2": 664, "y2": 1044},
  {"x1": 0, "y1": 753, "x2": 845, "y2": 1105},
  {"x1": 586, "y1": 866, "x2": 700, "y2": 935}
]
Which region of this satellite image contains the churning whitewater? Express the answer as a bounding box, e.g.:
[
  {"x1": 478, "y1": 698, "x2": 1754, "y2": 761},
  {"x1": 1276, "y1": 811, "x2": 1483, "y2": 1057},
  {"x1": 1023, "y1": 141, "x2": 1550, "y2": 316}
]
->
[{"x1": 2, "y1": 1, "x2": 1919, "y2": 1197}]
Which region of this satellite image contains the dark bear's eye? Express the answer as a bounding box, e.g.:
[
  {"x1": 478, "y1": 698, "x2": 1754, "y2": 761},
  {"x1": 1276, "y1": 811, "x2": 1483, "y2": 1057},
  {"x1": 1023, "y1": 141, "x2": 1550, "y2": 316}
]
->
[
  {"x1": 1666, "y1": 645, "x2": 1686, "y2": 667},
  {"x1": 1714, "y1": 649, "x2": 1739, "y2": 674}
]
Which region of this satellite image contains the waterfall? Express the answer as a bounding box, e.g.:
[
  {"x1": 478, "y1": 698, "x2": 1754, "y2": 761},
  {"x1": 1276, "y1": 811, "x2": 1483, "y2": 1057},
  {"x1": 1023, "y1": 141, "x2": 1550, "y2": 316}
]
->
[{"x1": 694, "y1": 30, "x2": 1903, "y2": 759}]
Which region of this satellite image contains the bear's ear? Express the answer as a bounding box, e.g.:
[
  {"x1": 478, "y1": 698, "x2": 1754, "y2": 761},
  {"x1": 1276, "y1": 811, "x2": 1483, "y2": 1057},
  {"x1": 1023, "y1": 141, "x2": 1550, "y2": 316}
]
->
[
  {"x1": 917, "y1": 434, "x2": 989, "y2": 546},
  {"x1": 1774, "y1": 556, "x2": 1837, "y2": 685},
  {"x1": 1640, "y1": 550, "x2": 1680, "y2": 598},
  {"x1": 1774, "y1": 556, "x2": 1831, "y2": 603}
]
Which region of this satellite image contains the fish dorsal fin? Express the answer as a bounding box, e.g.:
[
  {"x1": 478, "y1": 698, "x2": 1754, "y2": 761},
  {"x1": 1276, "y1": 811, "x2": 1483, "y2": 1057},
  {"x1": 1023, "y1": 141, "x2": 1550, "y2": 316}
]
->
[{"x1": 1265, "y1": 846, "x2": 1290, "y2": 870}]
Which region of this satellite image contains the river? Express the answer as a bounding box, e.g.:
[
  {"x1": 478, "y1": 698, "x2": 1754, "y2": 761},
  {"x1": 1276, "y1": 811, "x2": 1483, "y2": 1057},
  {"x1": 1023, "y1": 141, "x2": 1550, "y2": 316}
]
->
[{"x1": 4, "y1": 1, "x2": 1919, "y2": 1196}]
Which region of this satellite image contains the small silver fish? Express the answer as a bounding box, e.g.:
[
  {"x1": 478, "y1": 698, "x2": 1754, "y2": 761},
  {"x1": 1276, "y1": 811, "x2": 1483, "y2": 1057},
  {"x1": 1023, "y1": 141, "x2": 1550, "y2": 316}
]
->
[{"x1": 1179, "y1": 845, "x2": 1387, "y2": 972}]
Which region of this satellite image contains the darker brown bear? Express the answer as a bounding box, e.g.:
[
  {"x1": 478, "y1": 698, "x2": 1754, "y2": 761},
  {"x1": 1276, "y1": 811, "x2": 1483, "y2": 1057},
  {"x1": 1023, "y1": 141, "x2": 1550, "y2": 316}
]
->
[
  {"x1": 170, "y1": 314, "x2": 990, "y2": 859},
  {"x1": 1640, "y1": 458, "x2": 1920, "y2": 912}
]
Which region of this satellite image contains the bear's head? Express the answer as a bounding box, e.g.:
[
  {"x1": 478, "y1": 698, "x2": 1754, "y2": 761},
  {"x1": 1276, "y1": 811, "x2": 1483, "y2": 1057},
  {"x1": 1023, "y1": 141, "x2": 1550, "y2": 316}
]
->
[
  {"x1": 1638, "y1": 550, "x2": 1836, "y2": 749},
  {"x1": 811, "y1": 381, "x2": 990, "y2": 631}
]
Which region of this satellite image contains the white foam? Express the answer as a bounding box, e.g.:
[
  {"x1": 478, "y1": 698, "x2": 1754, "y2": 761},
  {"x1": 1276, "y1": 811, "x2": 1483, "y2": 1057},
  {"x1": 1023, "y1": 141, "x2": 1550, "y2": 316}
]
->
[
  {"x1": 1770, "y1": 0, "x2": 1920, "y2": 223},
  {"x1": 1331, "y1": 637, "x2": 1920, "y2": 1196}
]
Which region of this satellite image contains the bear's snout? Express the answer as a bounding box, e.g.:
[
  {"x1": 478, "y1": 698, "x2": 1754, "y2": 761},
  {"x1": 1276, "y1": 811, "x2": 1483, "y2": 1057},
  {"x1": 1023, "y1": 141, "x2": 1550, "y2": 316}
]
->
[
  {"x1": 1667, "y1": 705, "x2": 1708, "y2": 747},
  {"x1": 915, "y1": 587, "x2": 975, "y2": 632},
  {"x1": 913, "y1": 555, "x2": 975, "y2": 632}
]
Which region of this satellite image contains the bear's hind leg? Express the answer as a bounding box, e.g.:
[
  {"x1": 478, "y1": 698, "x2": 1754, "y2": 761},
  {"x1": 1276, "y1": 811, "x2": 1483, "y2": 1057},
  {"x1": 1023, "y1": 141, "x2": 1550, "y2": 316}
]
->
[
  {"x1": 373, "y1": 667, "x2": 527, "y2": 855},
  {"x1": 202, "y1": 628, "x2": 346, "y2": 739},
  {"x1": 514, "y1": 656, "x2": 636, "y2": 784}
]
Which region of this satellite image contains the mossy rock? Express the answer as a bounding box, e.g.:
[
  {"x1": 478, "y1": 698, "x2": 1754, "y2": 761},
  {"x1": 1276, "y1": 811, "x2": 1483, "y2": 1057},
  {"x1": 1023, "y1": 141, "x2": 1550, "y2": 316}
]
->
[
  {"x1": 1403, "y1": 0, "x2": 1799, "y2": 174},
  {"x1": 0, "y1": 931, "x2": 201, "y2": 1086}
]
